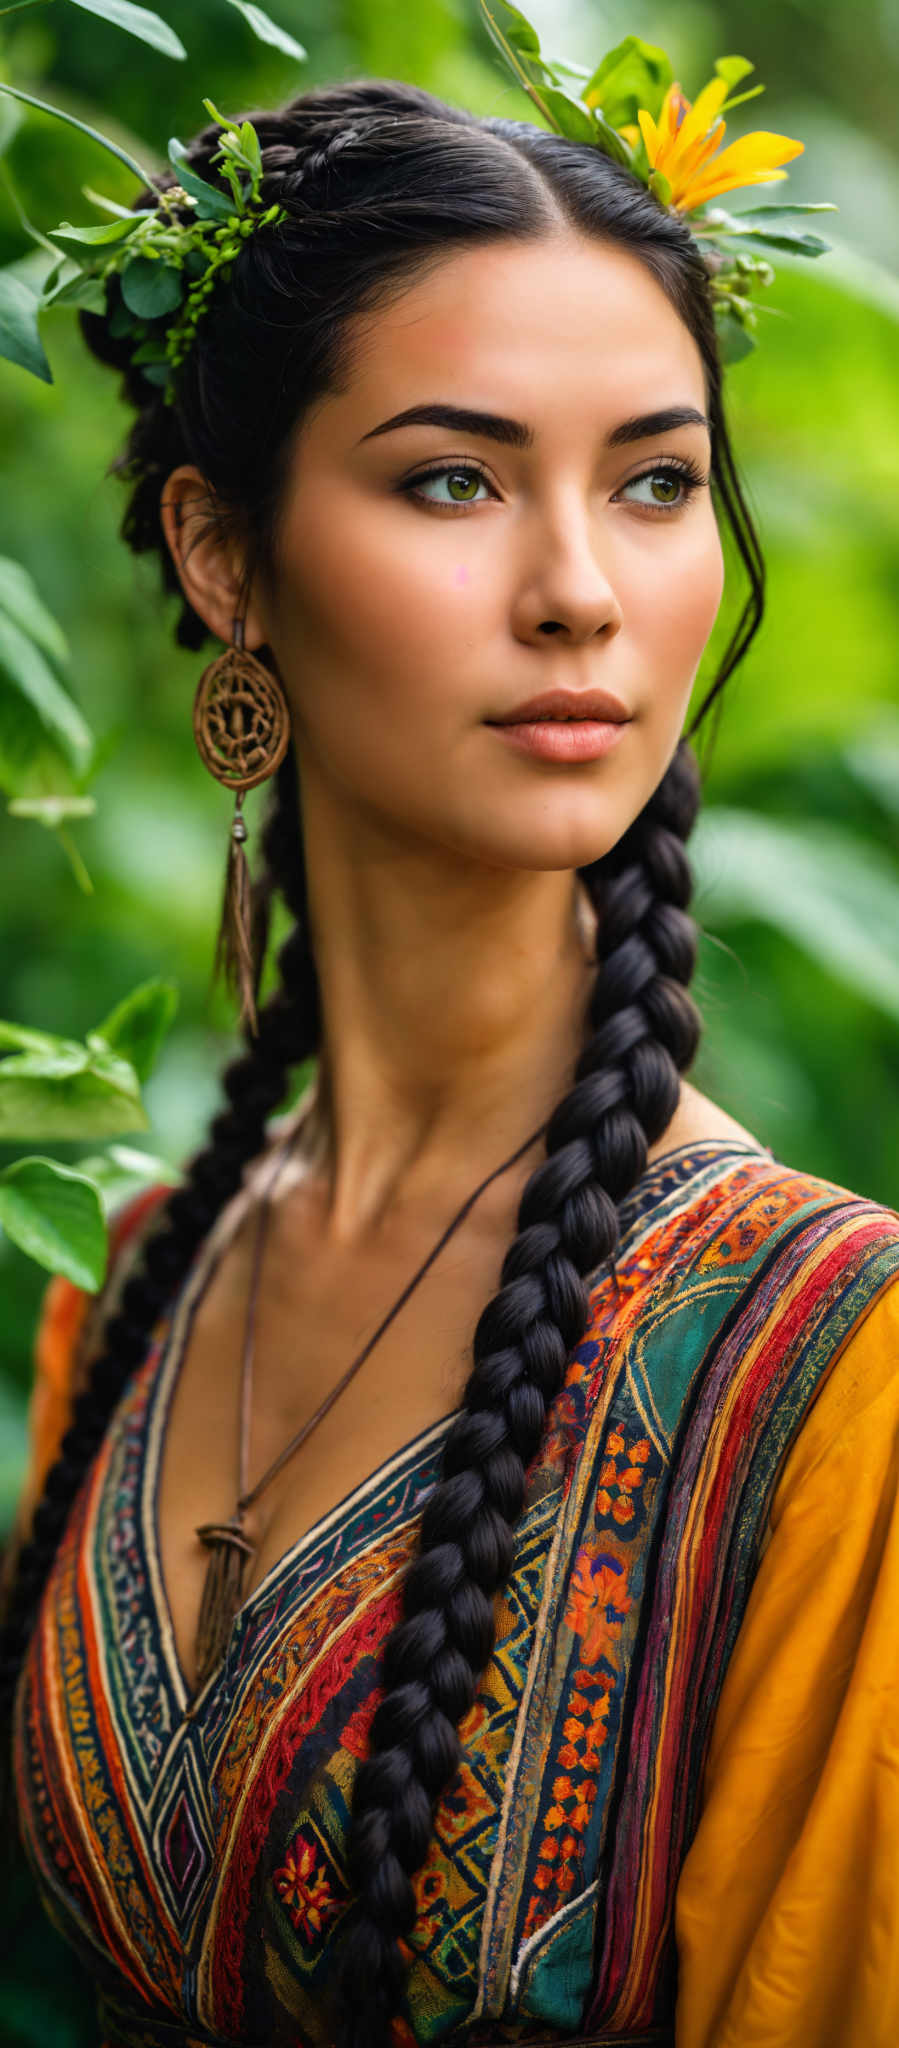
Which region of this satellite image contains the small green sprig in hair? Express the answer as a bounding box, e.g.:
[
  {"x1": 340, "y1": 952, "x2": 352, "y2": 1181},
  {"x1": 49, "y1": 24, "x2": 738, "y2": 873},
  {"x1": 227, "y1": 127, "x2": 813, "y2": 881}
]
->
[{"x1": 40, "y1": 103, "x2": 287, "y2": 405}]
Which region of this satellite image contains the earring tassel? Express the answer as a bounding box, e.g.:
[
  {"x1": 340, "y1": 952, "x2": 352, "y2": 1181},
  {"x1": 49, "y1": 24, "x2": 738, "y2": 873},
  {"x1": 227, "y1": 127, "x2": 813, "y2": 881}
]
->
[{"x1": 213, "y1": 797, "x2": 259, "y2": 1036}]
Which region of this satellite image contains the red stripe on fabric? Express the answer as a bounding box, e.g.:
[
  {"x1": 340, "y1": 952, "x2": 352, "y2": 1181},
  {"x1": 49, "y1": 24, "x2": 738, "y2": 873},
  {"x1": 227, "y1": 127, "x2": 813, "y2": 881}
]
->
[{"x1": 207, "y1": 1564, "x2": 407, "y2": 2030}]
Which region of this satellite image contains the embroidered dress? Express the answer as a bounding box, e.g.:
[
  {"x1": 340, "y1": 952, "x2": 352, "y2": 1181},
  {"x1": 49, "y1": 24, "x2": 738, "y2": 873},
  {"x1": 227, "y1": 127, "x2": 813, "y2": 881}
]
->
[{"x1": 10, "y1": 1107, "x2": 899, "y2": 2048}]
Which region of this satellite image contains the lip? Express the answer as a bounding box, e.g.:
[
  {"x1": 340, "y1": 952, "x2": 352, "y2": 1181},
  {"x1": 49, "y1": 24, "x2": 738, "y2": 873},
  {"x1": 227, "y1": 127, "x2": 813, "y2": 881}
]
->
[
  {"x1": 488, "y1": 686, "x2": 631, "y2": 725},
  {"x1": 489, "y1": 719, "x2": 628, "y2": 764}
]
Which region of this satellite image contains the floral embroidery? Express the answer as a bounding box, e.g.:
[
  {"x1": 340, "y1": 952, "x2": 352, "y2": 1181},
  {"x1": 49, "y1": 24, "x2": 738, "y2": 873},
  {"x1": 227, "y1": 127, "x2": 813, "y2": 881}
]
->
[
  {"x1": 592, "y1": 1424, "x2": 654, "y2": 1530},
  {"x1": 563, "y1": 1547, "x2": 633, "y2": 1666},
  {"x1": 522, "y1": 1540, "x2": 634, "y2": 1938},
  {"x1": 273, "y1": 1834, "x2": 339, "y2": 1943}
]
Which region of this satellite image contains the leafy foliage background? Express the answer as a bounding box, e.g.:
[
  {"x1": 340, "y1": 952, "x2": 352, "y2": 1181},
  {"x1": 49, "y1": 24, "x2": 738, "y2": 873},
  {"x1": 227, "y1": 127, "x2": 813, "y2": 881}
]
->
[{"x1": 0, "y1": 0, "x2": 896, "y2": 2037}]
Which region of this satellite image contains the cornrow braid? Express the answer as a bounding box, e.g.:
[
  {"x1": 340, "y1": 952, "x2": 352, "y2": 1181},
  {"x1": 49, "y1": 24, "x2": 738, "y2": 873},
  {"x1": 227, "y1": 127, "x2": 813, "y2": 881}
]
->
[
  {"x1": 0, "y1": 745, "x2": 317, "y2": 1736},
  {"x1": 331, "y1": 737, "x2": 703, "y2": 2048}
]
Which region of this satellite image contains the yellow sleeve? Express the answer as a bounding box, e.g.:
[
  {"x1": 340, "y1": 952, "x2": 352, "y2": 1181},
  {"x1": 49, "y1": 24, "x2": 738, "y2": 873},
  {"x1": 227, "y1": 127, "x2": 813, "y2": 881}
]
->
[{"x1": 674, "y1": 1272, "x2": 899, "y2": 2047}]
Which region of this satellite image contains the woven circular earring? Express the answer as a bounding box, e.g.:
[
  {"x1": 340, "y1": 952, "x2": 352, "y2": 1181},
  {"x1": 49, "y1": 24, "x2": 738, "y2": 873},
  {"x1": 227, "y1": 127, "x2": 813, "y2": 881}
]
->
[{"x1": 192, "y1": 616, "x2": 291, "y2": 1038}]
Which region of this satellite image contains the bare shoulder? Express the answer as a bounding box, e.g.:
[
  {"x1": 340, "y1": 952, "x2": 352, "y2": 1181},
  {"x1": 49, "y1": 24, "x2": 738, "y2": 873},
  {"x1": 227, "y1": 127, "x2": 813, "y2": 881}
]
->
[{"x1": 647, "y1": 1078, "x2": 764, "y2": 1167}]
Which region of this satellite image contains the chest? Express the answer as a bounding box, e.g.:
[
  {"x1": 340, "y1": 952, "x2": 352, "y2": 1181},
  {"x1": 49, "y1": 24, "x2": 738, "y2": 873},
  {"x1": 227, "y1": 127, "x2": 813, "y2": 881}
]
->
[{"x1": 155, "y1": 1198, "x2": 507, "y2": 1696}]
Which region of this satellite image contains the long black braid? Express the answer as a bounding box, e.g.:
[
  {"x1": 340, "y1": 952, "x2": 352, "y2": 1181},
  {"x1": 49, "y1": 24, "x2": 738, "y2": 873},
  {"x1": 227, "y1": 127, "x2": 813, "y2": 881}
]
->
[
  {"x1": 332, "y1": 742, "x2": 702, "y2": 2044},
  {"x1": 0, "y1": 73, "x2": 766, "y2": 2047}
]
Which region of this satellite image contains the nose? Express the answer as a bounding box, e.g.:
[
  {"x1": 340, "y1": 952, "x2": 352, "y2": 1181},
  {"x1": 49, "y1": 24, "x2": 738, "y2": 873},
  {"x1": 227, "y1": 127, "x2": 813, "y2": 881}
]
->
[{"x1": 519, "y1": 500, "x2": 625, "y2": 645}]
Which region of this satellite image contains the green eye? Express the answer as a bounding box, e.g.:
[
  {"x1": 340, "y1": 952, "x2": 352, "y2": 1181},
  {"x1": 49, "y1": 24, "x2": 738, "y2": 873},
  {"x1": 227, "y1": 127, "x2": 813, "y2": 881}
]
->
[
  {"x1": 401, "y1": 457, "x2": 709, "y2": 516},
  {"x1": 403, "y1": 463, "x2": 492, "y2": 509},
  {"x1": 623, "y1": 463, "x2": 707, "y2": 511}
]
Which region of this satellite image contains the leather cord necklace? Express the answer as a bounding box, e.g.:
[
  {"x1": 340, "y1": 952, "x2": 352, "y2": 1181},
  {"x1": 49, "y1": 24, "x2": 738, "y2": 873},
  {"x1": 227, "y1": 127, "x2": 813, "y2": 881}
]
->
[{"x1": 192, "y1": 1111, "x2": 550, "y2": 1691}]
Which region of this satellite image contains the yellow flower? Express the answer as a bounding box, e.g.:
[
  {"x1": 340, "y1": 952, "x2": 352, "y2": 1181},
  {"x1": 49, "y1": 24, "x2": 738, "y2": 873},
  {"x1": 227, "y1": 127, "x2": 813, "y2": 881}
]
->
[{"x1": 636, "y1": 75, "x2": 803, "y2": 214}]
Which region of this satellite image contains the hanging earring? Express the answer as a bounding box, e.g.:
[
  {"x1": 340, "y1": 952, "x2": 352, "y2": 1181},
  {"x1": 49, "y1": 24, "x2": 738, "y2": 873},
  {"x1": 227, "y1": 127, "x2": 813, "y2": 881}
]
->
[{"x1": 192, "y1": 616, "x2": 291, "y2": 1038}]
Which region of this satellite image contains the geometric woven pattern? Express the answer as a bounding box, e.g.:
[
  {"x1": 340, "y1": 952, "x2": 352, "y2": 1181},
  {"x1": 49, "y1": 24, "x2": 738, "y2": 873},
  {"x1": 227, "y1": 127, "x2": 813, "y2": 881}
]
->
[{"x1": 13, "y1": 1128, "x2": 899, "y2": 2047}]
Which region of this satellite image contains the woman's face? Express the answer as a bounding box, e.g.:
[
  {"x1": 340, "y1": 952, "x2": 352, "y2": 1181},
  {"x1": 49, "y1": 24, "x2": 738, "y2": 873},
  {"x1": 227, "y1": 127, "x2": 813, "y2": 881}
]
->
[{"x1": 249, "y1": 227, "x2": 725, "y2": 874}]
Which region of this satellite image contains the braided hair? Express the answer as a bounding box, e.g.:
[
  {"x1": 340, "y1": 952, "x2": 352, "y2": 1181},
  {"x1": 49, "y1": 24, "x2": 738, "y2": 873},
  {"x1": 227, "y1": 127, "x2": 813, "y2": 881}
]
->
[{"x1": 0, "y1": 75, "x2": 766, "y2": 2047}]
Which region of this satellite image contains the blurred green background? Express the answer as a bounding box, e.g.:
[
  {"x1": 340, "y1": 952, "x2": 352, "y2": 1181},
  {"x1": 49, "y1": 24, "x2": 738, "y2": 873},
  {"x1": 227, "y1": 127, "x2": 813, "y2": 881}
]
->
[{"x1": 0, "y1": 0, "x2": 897, "y2": 2037}]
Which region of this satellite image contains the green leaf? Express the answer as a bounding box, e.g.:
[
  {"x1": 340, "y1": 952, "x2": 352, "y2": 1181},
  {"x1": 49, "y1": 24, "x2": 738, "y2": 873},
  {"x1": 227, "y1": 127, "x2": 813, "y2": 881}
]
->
[
  {"x1": 694, "y1": 810, "x2": 899, "y2": 1020},
  {"x1": 725, "y1": 203, "x2": 840, "y2": 217},
  {"x1": 748, "y1": 232, "x2": 832, "y2": 260},
  {"x1": 0, "y1": 1157, "x2": 107, "y2": 1289},
  {"x1": 0, "y1": 266, "x2": 52, "y2": 382},
  {"x1": 705, "y1": 214, "x2": 833, "y2": 258},
  {"x1": 73, "y1": 1143, "x2": 183, "y2": 1203},
  {"x1": 713, "y1": 56, "x2": 755, "y2": 86},
  {"x1": 0, "y1": 1020, "x2": 81, "y2": 1056},
  {"x1": 80, "y1": 1042, "x2": 143, "y2": 1099},
  {"x1": 0, "y1": 557, "x2": 68, "y2": 666},
  {"x1": 88, "y1": 978, "x2": 179, "y2": 1084},
  {"x1": 65, "y1": 0, "x2": 186, "y2": 60},
  {"x1": 0, "y1": 611, "x2": 94, "y2": 770},
  {"x1": 127, "y1": 339, "x2": 168, "y2": 367},
  {"x1": 238, "y1": 120, "x2": 262, "y2": 180},
  {"x1": 47, "y1": 215, "x2": 141, "y2": 246},
  {"x1": 224, "y1": 0, "x2": 307, "y2": 60},
  {"x1": 479, "y1": 0, "x2": 545, "y2": 67},
  {"x1": 119, "y1": 254, "x2": 183, "y2": 318},
  {"x1": 166, "y1": 136, "x2": 234, "y2": 220},
  {"x1": 714, "y1": 307, "x2": 758, "y2": 364},
  {"x1": 0, "y1": 84, "x2": 153, "y2": 187},
  {"x1": 536, "y1": 84, "x2": 598, "y2": 144},
  {"x1": 0, "y1": 1048, "x2": 148, "y2": 1139},
  {"x1": 108, "y1": 296, "x2": 140, "y2": 338},
  {"x1": 41, "y1": 270, "x2": 109, "y2": 311},
  {"x1": 38, "y1": 255, "x2": 82, "y2": 307},
  {"x1": 582, "y1": 36, "x2": 673, "y2": 128}
]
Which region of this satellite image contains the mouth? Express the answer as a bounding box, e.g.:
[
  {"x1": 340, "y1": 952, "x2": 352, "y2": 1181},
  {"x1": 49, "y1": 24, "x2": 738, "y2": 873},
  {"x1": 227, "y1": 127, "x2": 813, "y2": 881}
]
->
[
  {"x1": 486, "y1": 715, "x2": 629, "y2": 763},
  {"x1": 487, "y1": 714, "x2": 617, "y2": 724},
  {"x1": 486, "y1": 689, "x2": 632, "y2": 726}
]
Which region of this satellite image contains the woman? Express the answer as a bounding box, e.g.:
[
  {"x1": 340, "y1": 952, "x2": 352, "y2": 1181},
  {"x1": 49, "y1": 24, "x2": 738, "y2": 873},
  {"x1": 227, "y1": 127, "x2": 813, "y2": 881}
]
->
[{"x1": 3, "y1": 74, "x2": 899, "y2": 2048}]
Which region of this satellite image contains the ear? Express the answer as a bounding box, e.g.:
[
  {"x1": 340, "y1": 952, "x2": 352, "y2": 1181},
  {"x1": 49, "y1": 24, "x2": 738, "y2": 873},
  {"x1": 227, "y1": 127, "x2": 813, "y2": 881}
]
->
[{"x1": 158, "y1": 465, "x2": 269, "y2": 650}]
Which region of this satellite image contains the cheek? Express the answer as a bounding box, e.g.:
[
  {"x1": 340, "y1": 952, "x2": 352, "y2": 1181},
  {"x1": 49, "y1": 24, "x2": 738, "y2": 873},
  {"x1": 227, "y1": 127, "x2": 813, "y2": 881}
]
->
[
  {"x1": 620, "y1": 507, "x2": 724, "y2": 649},
  {"x1": 277, "y1": 492, "x2": 478, "y2": 702}
]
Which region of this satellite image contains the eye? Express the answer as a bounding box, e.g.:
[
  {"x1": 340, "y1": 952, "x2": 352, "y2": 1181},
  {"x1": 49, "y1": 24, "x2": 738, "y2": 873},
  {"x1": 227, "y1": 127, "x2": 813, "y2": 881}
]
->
[
  {"x1": 398, "y1": 454, "x2": 710, "y2": 516},
  {"x1": 400, "y1": 461, "x2": 494, "y2": 511},
  {"x1": 617, "y1": 458, "x2": 709, "y2": 514}
]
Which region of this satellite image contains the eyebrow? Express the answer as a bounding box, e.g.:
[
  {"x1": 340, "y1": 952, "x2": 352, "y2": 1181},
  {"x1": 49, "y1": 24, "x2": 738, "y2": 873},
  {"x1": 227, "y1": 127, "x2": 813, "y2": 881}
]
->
[{"x1": 357, "y1": 400, "x2": 712, "y2": 450}]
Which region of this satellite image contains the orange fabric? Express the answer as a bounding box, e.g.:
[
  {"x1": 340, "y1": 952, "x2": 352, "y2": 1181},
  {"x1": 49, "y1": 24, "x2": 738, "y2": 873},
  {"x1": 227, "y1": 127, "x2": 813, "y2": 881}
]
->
[
  {"x1": 27, "y1": 1271, "x2": 92, "y2": 1508},
  {"x1": 19, "y1": 1185, "x2": 172, "y2": 1530},
  {"x1": 675, "y1": 1274, "x2": 899, "y2": 2046}
]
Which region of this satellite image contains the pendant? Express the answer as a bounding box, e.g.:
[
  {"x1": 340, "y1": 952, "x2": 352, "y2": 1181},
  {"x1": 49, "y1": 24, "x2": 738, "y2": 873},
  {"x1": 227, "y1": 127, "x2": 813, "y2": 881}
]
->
[{"x1": 193, "y1": 1514, "x2": 255, "y2": 1691}]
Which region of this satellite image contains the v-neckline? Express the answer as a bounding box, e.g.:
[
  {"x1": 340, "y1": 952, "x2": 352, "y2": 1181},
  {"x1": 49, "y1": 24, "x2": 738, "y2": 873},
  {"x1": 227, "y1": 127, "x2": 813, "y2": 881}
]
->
[{"x1": 139, "y1": 1125, "x2": 775, "y2": 1717}]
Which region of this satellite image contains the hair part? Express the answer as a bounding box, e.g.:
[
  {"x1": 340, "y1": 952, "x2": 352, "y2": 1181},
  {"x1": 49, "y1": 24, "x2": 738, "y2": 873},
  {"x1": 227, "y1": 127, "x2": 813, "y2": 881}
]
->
[{"x1": 1, "y1": 74, "x2": 766, "y2": 2048}]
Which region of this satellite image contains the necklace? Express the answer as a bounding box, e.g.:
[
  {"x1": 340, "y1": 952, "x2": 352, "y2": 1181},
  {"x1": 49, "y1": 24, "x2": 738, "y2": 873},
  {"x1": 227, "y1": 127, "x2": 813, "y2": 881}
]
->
[{"x1": 192, "y1": 1110, "x2": 550, "y2": 1691}]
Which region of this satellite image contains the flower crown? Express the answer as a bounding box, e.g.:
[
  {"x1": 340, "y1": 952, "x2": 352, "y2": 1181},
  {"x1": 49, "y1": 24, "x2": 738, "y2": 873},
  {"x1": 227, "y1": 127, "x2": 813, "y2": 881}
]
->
[{"x1": 0, "y1": 0, "x2": 837, "y2": 403}]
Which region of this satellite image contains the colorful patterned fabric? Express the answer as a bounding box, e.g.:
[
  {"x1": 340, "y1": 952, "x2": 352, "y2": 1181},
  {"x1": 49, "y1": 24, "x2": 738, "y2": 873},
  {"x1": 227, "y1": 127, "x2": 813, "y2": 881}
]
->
[{"x1": 11, "y1": 1119, "x2": 899, "y2": 2047}]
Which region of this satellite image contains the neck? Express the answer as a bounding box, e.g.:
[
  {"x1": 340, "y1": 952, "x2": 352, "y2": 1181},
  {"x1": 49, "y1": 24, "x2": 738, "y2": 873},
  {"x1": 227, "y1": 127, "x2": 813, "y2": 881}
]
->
[{"x1": 293, "y1": 828, "x2": 598, "y2": 1248}]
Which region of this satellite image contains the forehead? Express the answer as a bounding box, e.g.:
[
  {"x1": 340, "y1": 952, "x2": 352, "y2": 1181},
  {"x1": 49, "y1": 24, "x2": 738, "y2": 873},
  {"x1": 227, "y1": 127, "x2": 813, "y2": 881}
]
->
[{"x1": 321, "y1": 230, "x2": 708, "y2": 441}]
